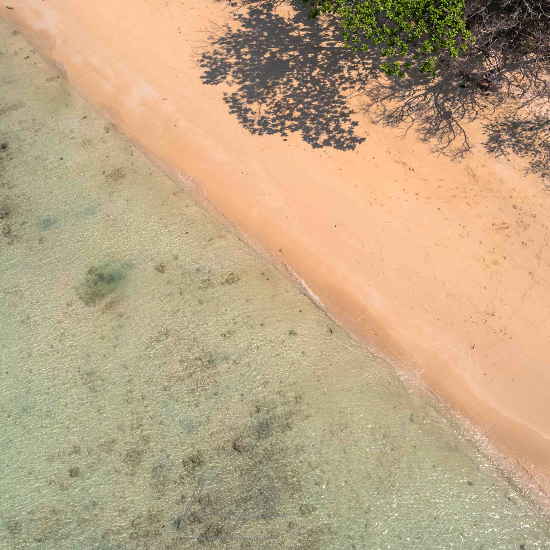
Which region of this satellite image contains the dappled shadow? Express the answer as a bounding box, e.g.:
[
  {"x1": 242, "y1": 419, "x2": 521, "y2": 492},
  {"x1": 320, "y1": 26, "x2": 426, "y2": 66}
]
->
[
  {"x1": 484, "y1": 111, "x2": 550, "y2": 181},
  {"x1": 360, "y1": 67, "x2": 498, "y2": 158},
  {"x1": 199, "y1": 1, "x2": 549, "y2": 181},
  {"x1": 362, "y1": 62, "x2": 550, "y2": 172},
  {"x1": 197, "y1": 3, "x2": 374, "y2": 150}
]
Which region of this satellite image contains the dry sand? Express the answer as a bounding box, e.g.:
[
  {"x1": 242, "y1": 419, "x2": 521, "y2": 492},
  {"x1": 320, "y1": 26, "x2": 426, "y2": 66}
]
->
[{"x1": 4, "y1": 0, "x2": 550, "y2": 502}]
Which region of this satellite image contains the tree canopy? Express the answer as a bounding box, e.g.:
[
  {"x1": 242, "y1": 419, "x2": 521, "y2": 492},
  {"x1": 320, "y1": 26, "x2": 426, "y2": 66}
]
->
[
  {"x1": 304, "y1": 0, "x2": 475, "y2": 76},
  {"x1": 303, "y1": 0, "x2": 550, "y2": 81}
]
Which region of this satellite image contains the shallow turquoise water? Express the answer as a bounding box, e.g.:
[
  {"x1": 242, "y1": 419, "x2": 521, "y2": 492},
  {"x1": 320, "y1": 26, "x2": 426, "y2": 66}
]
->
[{"x1": 1, "y1": 21, "x2": 550, "y2": 549}]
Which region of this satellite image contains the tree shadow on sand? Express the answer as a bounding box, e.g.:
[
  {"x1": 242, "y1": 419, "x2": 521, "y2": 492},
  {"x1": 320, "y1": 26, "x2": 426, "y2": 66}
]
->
[
  {"x1": 197, "y1": 2, "x2": 375, "y2": 150},
  {"x1": 359, "y1": 68, "x2": 495, "y2": 158},
  {"x1": 483, "y1": 110, "x2": 550, "y2": 182},
  {"x1": 363, "y1": 64, "x2": 550, "y2": 177},
  {"x1": 199, "y1": 1, "x2": 549, "y2": 180}
]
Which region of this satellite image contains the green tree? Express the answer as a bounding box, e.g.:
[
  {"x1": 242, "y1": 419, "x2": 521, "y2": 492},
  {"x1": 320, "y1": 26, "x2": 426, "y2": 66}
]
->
[{"x1": 304, "y1": 0, "x2": 474, "y2": 77}]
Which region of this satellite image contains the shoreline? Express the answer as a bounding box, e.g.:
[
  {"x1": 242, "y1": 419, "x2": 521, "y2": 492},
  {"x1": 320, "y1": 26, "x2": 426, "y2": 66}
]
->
[{"x1": 4, "y1": 0, "x2": 550, "y2": 507}]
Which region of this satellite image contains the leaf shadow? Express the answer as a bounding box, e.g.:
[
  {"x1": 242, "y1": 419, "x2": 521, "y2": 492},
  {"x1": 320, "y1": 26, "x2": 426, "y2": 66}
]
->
[
  {"x1": 483, "y1": 109, "x2": 550, "y2": 181},
  {"x1": 199, "y1": 1, "x2": 550, "y2": 181},
  {"x1": 196, "y1": 2, "x2": 375, "y2": 150}
]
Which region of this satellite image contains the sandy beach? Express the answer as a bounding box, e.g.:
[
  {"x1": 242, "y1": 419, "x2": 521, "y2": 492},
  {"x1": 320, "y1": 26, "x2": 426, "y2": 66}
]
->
[{"x1": 3, "y1": 0, "x2": 550, "y2": 503}]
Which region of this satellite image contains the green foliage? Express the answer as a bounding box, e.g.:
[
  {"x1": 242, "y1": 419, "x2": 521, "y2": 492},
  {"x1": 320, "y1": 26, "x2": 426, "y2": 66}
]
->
[{"x1": 304, "y1": 0, "x2": 474, "y2": 77}]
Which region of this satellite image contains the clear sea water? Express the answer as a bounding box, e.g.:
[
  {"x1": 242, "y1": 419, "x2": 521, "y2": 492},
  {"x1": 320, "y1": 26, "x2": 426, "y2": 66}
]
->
[{"x1": 1, "y1": 21, "x2": 549, "y2": 550}]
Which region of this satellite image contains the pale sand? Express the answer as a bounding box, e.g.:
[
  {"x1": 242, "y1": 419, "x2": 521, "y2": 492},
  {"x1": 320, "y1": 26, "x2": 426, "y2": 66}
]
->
[{"x1": 4, "y1": 0, "x2": 550, "y2": 502}]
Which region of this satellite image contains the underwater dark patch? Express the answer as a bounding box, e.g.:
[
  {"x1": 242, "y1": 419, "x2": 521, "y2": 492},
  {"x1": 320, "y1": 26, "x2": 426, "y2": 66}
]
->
[{"x1": 76, "y1": 262, "x2": 126, "y2": 306}]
